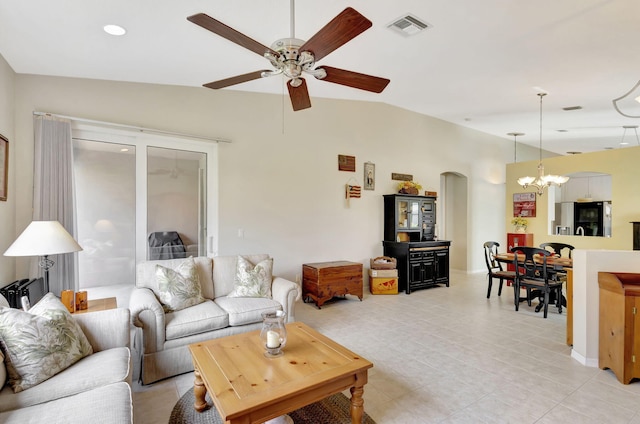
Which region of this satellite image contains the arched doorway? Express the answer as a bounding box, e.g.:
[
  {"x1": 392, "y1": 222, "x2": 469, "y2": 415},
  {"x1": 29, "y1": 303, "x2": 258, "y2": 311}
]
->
[{"x1": 440, "y1": 172, "x2": 468, "y2": 271}]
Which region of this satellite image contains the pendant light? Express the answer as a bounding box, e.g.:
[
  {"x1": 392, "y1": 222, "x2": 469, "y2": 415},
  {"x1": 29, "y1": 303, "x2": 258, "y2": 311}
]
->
[
  {"x1": 619, "y1": 125, "x2": 640, "y2": 147},
  {"x1": 517, "y1": 93, "x2": 569, "y2": 196},
  {"x1": 507, "y1": 132, "x2": 524, "y2": 163}
]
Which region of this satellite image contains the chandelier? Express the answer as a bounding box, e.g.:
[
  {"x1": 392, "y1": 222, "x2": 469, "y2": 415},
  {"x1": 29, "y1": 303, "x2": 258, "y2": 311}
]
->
[{"x1": 517, "y1": 93, "x2": 569, "y2": 196}]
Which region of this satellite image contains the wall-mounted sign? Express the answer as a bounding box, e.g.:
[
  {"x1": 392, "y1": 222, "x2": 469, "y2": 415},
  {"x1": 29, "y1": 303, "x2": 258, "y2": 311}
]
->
[
  {"x1": 513, "y1": 192, "x2": 536, "y2": 217},
  {"x1": 338, "y1": 155, "x2": 356, "y2": 172},
  {"x1": 391, "y1": 173, "x2": 412, "y2": 181}
]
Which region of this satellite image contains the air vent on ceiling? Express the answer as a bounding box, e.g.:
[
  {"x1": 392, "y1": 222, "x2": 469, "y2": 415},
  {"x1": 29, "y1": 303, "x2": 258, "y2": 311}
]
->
[
  {"x1": 388, "y1": 14, "x2": 431, "y2": 36},
  {"x1": 562, "y1": 106, "x2": 583, "y2": 111}
]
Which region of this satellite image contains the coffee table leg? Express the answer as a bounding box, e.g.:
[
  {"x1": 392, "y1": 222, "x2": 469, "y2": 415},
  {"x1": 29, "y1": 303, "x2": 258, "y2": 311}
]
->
[
  {"x1": 349, "y1": 383, "x2": 365, "y2": 424},
  {"x1": 193, "y1": 369, "x2": 209, "y2": 412}
]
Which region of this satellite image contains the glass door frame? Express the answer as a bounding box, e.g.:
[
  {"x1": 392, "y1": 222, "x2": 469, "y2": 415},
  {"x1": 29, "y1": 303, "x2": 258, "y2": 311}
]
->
[{"x1": 72, "y1": 123, "x2": 219, "y2": 276}]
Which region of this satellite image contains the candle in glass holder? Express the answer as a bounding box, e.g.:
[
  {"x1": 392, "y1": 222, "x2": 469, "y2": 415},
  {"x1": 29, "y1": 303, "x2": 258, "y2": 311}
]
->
[{"x1": 266, "y1": 330, "x2": 280, "y2": 348}]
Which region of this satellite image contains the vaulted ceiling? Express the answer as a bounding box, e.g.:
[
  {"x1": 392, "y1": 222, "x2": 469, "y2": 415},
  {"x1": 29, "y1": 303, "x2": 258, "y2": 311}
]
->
[{"x1": 2, "y1": 0, "x2": 640, "y2": 154}]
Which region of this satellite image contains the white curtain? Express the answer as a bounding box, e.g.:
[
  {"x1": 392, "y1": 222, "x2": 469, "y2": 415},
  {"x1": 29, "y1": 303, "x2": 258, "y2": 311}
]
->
[{"x1": 33, "y1": 115, "x2": 77, "y2": 294}]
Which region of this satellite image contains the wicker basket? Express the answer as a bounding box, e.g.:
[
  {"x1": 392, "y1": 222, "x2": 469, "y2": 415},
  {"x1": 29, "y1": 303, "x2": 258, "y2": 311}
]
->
[
  {"x1": 370, "y1": 256, "x2": 397, "y2": 270},
  {"x1": 399, "y1": 188, "x2": 419, "y2": 195}
]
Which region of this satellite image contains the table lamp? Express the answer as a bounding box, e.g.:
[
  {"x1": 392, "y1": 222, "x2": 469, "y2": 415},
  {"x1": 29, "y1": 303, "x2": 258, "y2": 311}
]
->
[{"x1": 4, "y1": 220, "x2": 83, "y2": 293}]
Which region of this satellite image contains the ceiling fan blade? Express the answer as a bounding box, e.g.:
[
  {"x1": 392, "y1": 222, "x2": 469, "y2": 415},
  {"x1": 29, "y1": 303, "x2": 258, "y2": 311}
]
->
[
  {"x1": 319, "y1": 66, "x2": 390, "y2": 93},
  {"x1": 299, "y1": 7, "x2": 372, "y2": 62},
  {"x1": 287, "y1": 79, "x2": 312, "y2": 111},
  {"x1": 187, "y1": 13, "x2": 278, "y2": 58},
  {"x1": 203, "y1": 70, "x2": 270, "y2": 89}
]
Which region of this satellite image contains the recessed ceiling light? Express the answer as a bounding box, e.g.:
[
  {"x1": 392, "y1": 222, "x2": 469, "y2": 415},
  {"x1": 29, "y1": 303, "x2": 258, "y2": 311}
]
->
[
  {"x1": 104, "y1": 24, "x2": 126, "y2": 36},
  {"x1": 120, "y1": 148, "x2": 129, "y2": 152}
]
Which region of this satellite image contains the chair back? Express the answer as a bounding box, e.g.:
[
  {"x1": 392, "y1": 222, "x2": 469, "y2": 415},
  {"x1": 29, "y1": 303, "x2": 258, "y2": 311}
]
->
[
  {"x1": 483, "y1": 241, "x2": 503, "y2": 273},
  {"x1": 539, "y1": 242, "x2": 575, "y2": 258},
  {"x1": 510, "y1": 246, "x2": 551, "y2": 282}
]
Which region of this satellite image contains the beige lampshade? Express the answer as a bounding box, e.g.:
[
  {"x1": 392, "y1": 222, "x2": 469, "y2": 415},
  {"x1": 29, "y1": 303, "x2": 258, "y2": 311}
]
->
[{"x1": 4, "y1": 220, "x2": 82, "y2": 257}]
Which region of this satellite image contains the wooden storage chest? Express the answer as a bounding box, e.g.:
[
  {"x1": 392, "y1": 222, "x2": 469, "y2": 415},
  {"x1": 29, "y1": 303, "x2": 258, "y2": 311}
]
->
[
  {"x1": 598, "y1": 272, "x2": 640, "y2": 384},
  {"x1": 302, "y1": 261, "x2": 363, "y2": 308}
]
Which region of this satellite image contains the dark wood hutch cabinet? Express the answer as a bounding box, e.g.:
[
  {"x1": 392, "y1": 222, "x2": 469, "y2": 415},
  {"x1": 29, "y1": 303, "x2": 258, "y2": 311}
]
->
[{"x1": 382, "y1": 194, "x2": 451, "y2": 294}]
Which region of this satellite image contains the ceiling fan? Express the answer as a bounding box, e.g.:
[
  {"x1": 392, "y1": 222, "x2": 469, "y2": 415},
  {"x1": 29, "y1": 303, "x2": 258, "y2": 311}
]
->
[{"x1": 187, "y1": 1, "x2": 390, "y2": 111}]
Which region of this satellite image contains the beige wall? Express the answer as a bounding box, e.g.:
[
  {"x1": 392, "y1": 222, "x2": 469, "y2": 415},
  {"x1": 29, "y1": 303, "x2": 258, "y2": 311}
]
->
[
  {"x1": 506, "y1": 147, "x2": 640, "y2": 250},
  {"x1": 7, "y1": 72, "x2": 522, "y2": 281},
  {"x1": 0, "y1": 54, "x2": 15, "y2": 283}
]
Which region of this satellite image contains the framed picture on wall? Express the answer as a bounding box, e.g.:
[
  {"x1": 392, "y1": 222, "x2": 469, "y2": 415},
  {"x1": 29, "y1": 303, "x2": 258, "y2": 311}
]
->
[
  {"x1": 364, "y1": 162, "x2": 375, "y2": 190},
  {"x1": 0, "y1": 134, "x2": 7, "y2": 201},
  {"x1": 513, "y1": 192, "x2": 536, "y2": 217}
]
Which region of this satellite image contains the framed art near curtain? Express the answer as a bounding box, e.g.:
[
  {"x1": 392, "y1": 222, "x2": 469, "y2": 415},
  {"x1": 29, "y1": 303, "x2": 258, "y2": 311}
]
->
[{"x1": 0, "y1": 134, "x2": 7, "y2": 201}]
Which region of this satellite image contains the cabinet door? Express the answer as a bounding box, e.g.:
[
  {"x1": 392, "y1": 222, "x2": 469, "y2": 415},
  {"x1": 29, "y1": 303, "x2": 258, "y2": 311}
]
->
[
  {"x1": 634, "y1": 297, "x2": 640, "y2": 378},
  {"x1": 409, "y1": 261, "x2": 423, "y2": 284},
  {"x1": 422, "y1": 253, "x2": 436, "y2": 283},
  {"x1": 435, "y1": 250, "x2": 449, "y2": 283},
  {"x1": 397, "y1": 199, "x2": 421, "y2": 230}
]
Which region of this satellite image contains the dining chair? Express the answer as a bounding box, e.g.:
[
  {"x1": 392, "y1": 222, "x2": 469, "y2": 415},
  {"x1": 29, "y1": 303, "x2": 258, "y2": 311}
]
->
[
  {"x1": 483, "y1": 241, "x2": 516, "y2": 298},
  {"x1": 540, "y1": 242, "x2": 574, "y2": 288},
  {"x1": 510, "y1": 246, "x2": 564, "y2": 318},
  {"x1": 539, "y1": 242, "x2": 575, "y2": 258}
]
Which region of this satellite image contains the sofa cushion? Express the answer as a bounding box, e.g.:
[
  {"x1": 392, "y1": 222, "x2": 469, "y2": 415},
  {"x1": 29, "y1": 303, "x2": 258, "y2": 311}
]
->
[
  {"x1": 155, "y1": 257, "x2": 206, "y2": 312},
  {"x1": 0, "y1": 346, "x2": 130, "y2": 412},
  {"x1": 214, "y1": 296, "x2": 282, "y2": 326},
  {"x1": 228, "y1": 256, "x2": 273, "y2": 298},
  {"x1": 165, "y1": 300, "x2": 229, "y2": 341},
  {"x1": 0, "y1": 381, "x2": 132, "y2": 424},
  {"x1": 0, "y1": 293, "x2": 93, "y2": 392},
  {"x1": 212, "y1": 254, "x2": 270, "y2": 297},
  {"x1": 137, "y1": 256, "x2": 214, "y2": 300}
]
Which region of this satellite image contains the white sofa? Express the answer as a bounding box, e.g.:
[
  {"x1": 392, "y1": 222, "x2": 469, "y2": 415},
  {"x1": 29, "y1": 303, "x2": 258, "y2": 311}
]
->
[
  {"x1": 0, "y1": 303, "x2": 132, "y2": 424},
  {"x1": 129, "y1": 254, "x2": 299, "y2": 384}
]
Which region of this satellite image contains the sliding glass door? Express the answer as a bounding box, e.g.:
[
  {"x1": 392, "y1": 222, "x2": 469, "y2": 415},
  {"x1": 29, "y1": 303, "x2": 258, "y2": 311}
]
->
[
  {"x1": 147, "y1": 147, "x2": 207, "y2": 260},
  {"x1": 73, "y1": 139, "x2": 136, "y2": 287},
  {"x1": 72, "y1": 125, "x2": 218, "y2": 289}
]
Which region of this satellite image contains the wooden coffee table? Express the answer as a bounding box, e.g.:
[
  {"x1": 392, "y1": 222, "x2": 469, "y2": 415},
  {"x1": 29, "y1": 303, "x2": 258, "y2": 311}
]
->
[{"x1": 188, "y1": 322, "x2": 373, "y2": 424}]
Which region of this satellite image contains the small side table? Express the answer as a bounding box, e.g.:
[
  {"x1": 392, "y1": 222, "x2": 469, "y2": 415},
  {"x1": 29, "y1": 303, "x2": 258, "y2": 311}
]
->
[
  {"x1": 302, "y1": 261, "x2": 363, "y2": 308},
  {"x1": 72, "y1": 297, "x2": 117, "y2": 314}
]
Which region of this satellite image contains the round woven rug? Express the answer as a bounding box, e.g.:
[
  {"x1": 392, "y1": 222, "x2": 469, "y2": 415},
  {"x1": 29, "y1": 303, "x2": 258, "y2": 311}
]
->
[{"x1": 169, "y1": 388, "x2": 376, "y2": 424}]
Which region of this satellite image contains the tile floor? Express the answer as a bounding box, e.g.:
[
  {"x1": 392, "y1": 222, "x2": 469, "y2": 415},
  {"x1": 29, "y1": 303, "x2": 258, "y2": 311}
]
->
[{"x1": 132, "y1": 270, "x2": 640, "y2": 423}]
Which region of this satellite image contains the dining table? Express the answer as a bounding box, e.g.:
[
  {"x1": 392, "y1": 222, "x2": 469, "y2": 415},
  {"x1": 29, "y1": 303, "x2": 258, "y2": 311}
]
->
[
  {"x1": 493, "y1": 252, "x2": 573, "y2": 270},
  {"x1": 493, "y1": 250, "x2": 572, "y2": 310}
]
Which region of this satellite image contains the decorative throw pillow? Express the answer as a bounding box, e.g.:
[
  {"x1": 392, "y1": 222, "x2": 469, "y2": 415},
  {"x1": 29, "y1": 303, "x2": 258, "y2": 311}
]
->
[
  {"x1": 228, "y1": 256, "x2": 273, "y2": 298},
  {"x1": 155, "y1": 256, "x2": 206, "y2": 312},
  {"x1": 0, "y1": 293, "x2": 93, "y2": 392}
]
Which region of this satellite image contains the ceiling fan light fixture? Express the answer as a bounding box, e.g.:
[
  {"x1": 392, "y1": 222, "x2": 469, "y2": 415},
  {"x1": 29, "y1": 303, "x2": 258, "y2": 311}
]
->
[{"x1": 188, "y1": 6, "x2": 389, "y2": 112}]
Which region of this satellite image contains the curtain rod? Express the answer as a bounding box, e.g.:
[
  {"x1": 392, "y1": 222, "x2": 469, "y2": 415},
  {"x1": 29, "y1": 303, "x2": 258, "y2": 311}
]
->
[{"x1": 32, "y1": 111, "x2": 232, "y2": 144}]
